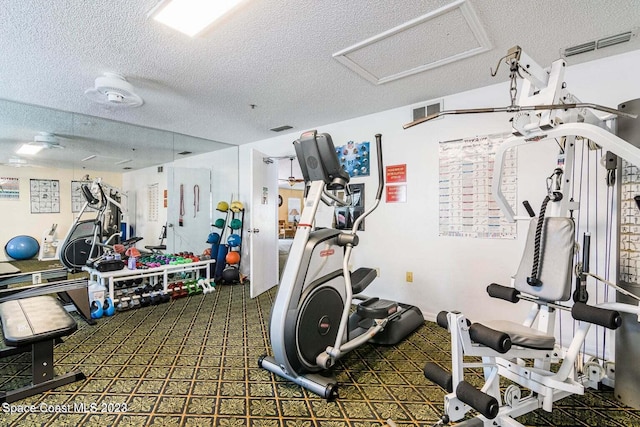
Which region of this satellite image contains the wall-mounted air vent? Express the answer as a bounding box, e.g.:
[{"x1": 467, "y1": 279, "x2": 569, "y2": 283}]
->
[
  {"x1": 411, "y1": 99, "x2": 443, "y2": 121},
  {"x1": 563, "y1": 29, "x2": 636, "y2": 57},
  {"x1": 597, "y1": 31, "x2": 634, "y2": 49},
  {"x1": 563, "y1": 41, "x2": 596, "y2": 57}
]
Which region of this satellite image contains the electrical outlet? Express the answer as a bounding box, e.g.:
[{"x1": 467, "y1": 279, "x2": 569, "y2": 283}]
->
[
  {"x1": 32, "y1": 272, "x2": 42, "y2": 284},
  {"x1": 406, "y1": 271, "x2": 413, "y2": 283}
]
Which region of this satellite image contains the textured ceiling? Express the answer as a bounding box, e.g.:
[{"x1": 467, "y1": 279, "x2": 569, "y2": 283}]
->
[{"x1": 1, "y1": 0, "x2": 639, "y2": 172}]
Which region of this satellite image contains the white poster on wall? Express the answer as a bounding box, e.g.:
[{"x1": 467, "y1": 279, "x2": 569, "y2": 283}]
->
[
  {"x1": 439, "y1": 133, "x2": 516, "y2": 239},
  {"x1": 0, "y1": 177, "x2": 19, "y2": 200},
  {"x1": 30, "y1": 179, "x2": 60, "y2": 213},
  {"x1": 148, "y1": 183, "x2": 159, "y2": 222}
]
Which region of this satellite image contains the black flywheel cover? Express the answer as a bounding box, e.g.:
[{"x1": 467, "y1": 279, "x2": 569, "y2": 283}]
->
[{"x1": 296, "y1": 286, "x2": 343, "y2": 370}]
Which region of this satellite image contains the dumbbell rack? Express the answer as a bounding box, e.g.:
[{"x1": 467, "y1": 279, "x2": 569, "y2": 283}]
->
[{"x1": 84, "y1": 258, "x2": 215, "y2": 304}]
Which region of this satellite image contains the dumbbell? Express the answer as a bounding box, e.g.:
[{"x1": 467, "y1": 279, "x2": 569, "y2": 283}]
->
[
  {"x1": 103, "y1": 297, "x2": 115, "y2": 316},
  {"x1": 159, "y1": 292, "x2": 171, "y2": 303},
  {"x1": 90, "y1": 300, "x2": 104, "y2": 319}
]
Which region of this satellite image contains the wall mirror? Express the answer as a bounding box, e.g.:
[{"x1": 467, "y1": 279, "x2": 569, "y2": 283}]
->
[{"x1": 0, "y1": 98, "x2": 239, "y2": 260}]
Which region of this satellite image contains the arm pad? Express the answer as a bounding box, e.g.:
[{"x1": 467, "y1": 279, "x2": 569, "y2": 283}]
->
[
  {"x1": 487, "y1": 283, "x2": 520, "y2": 303},
  {"x1": 572, "y1": 302, "x2": 622, "y2": 330}
]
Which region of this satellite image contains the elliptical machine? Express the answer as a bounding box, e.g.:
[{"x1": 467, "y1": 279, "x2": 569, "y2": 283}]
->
[
  {"x1": 259, "y1": 130, "x2": 424, "y2": 400},
  {"x1": 59, "y1": 178, "x2": 124, "y2": 272}
]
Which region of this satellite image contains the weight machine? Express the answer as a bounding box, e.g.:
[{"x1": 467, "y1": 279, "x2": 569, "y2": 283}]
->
[{"x1": 405, "y1": 46, "x2": 640, "y2": 426}]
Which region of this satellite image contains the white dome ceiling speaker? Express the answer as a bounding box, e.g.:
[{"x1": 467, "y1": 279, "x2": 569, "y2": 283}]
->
[{"x1": 84, "y1": 73, "x2": 144, "y2": 107}]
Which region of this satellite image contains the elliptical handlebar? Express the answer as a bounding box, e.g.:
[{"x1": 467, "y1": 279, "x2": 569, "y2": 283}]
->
[
  {"x1": 350, "y1": 133, "x2": 384, "y2": 234},
  {"x1": 374, "y1": 133, "x2": 384, "y2": 201}
]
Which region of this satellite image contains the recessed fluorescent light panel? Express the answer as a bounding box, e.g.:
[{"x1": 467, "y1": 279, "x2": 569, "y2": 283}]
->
[
  {"x1": 149, "y1": 0, "x2": 245, "y2": 37},
  {"x1": 16, "y1": 144, "x2": 44, "y2": 155}
]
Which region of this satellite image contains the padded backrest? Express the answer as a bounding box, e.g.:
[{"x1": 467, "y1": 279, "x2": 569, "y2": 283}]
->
[
  {"x1": 514, "y1": 217, "x2": 575, "y2": 302},
  {"x1": 293, "y1": 130, "x2": 350, "y2": 190}
]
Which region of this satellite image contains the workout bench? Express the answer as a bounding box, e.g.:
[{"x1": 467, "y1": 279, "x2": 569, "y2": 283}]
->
[{"x1": 0, "y1": 296, "x2": 85, "y2": 403}]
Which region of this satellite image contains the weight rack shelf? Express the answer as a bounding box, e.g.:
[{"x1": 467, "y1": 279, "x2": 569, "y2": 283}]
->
[{"x1": 84, "y1": 258, "x2": 215, "y2": 303}]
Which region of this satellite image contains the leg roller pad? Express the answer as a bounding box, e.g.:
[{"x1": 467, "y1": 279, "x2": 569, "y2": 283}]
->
[
  {"x1": 456, "y1": 380, "x2": 499, "y2": 420},
  {"x1": 423, "y1": 362, "x2": 453, "y2": 393},
  {"x1": 436, "y1": 311, "x2": 449, "y2": 329}
]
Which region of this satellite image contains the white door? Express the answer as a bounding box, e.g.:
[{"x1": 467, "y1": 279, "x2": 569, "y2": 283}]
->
[
  {"x1": 167, "y1": 167, "x2": 211, "y2": 255},
  {"x1": 249, "y1": 149, "x2": 278, "y2": 298}
]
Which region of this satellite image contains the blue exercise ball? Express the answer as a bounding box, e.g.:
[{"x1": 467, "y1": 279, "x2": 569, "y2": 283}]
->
[
  {"x1": 5, "y1": 235, "x2": 40, "y2": 260},
  {"x1": 206, "y1": 232, "x2": 220, "y2": 244},
  {"x1": 227, "y1": 234, "x2": 241, "y2": 247}
]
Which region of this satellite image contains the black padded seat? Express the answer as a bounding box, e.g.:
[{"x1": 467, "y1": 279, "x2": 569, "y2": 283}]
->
[
  {"x1": 482, "y1": 320, "x2": 555, "y2": 350},
  {"x1": 1, "y1": 296, "x2": 77, "y2": 346},
  {"x1": 0, "y1": 296, "x2": 85, "y2": 403}
]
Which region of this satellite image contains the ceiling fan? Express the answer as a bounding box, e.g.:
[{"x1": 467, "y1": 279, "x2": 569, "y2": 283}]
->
[
  {"x1": 279, "y1": 157, "x2": 305, "y2": 187},
  {"x1": 84, "y1": 73, "x2": 144, "y2": 108},
  {"x1": 10, "y1": 132, "x2": 66, "y2": 155},
  {"x1": 31, "y1": 132, "x2": 65, "y2": 149}
]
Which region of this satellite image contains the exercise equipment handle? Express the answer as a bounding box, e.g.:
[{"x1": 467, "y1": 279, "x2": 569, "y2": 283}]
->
[
  {"x1": 487, "y1": 283, "x2": 520, "y2": 303},
  {"x1": 375, "y1": 134, "x2": 384, "y2": 201},
  {"x1": 349, "y1": 133, "x2": 384, "y2": 234},
  {"x1": 572, "y1": 302, "x2": 622, "y2": 330}
]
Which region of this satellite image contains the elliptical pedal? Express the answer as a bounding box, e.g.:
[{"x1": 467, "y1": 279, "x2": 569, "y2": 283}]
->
[
  {"x1": 356, "y1": 297, "x2": 398, "y2": 319},
  {"x1": 350, "y1": 267, "x2": 377, "y2": 294}
]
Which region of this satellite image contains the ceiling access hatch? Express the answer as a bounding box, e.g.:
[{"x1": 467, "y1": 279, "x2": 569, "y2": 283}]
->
[{"x1": 333, "y1": 0, "x2": 491, "y2": 85}]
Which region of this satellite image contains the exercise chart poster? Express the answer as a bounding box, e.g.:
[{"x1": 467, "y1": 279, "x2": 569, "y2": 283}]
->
[
  {"x1": 0, "y1": 177, "x2": 19, "y2": 200},
  {"x1": 30, "y1": 179, "x2": 60, "y2": 213},
  {"x1": 336, "y1": 140, "x2": 370, "y2": 177},
  {"x1": 438, "y1": 134, "x2": 516, "y2": 239}
]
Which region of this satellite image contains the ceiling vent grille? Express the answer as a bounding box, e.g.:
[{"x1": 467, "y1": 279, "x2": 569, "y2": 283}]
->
[
  {"x1": 563, "y1": 29, "x2": 636, "y2": 57},
  {"x1": 270, "y1": 125, "x2": 293, "y2": 132}
]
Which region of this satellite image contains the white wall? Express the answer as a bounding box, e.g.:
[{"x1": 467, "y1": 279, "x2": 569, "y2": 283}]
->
[
  {"x1": 239, "y1": 49, "x2": 640, "y2": 329},
  {"x1": 121, "y1": 163, "x2": 170, "y2": 252},
  {"x1": 0, "y1": 166, "x2": 122, "y2": 262},
  {"x1": 122, "y1": 146, "x2": 239, "y2": 254}
]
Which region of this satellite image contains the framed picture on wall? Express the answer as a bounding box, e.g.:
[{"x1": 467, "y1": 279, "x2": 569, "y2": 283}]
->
[
  {"x1": 30, "y1": 179, "x2": 60, "y2": 213},
  {"x1": 0, "y1": 177, "x2": 19, "y2": 200},
  {"x1": 335, "y1": 140, "x2": 370, "y2": 177},
  {"x1": 335, "y1": 183, "x2": 365, "y2": 231}
]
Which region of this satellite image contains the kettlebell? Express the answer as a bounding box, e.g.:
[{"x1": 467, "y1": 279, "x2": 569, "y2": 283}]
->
[
  {"x1": 90, "y1": 300, "x2": 104, "y2": 319},
  {"x1": 103, "y1": 297, "x2": 115, "y2": 316}
]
